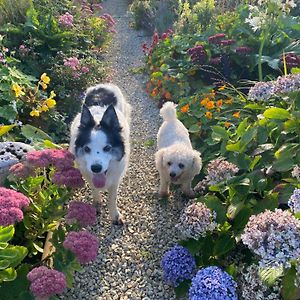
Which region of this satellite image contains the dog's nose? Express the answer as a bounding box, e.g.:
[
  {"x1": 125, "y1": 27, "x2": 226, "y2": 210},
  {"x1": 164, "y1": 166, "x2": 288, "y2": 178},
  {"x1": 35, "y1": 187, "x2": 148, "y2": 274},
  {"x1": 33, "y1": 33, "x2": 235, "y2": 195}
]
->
[
  {"x1": 91, "y1": 164, "x2": 102, "y2": 173},
  {"x1": 170, "y1": 172, "x2": 176, "y2": 178}
]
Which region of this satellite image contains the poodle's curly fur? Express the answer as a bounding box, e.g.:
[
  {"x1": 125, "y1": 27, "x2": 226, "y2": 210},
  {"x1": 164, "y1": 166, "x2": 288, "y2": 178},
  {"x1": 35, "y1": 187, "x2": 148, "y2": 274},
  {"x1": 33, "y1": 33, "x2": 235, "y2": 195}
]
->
[{"x1": 155, "y1": 102, "x2": 202, "y2": 198}]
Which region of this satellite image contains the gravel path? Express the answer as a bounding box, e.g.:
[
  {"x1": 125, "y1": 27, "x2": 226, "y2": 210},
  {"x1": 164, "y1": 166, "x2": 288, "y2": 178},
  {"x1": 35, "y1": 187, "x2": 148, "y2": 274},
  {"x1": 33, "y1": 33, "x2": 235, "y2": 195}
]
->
[{"x1": 62, "y1": 1, "x2": 185, "y2": 299}]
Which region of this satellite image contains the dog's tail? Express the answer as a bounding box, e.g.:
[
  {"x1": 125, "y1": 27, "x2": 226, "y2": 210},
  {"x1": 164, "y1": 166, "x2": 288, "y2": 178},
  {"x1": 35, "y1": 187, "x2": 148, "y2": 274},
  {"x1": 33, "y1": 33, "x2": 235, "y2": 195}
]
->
[{"x1": 160, "y1": 102, "x2": 177, "y2": 122}]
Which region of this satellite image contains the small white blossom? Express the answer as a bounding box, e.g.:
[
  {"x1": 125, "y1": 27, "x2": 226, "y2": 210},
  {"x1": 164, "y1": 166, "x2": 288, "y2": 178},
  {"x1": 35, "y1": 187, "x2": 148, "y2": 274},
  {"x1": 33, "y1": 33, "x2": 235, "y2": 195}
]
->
[{"x1": 292, "y1": 165, "x2": 300, "y2": 181}]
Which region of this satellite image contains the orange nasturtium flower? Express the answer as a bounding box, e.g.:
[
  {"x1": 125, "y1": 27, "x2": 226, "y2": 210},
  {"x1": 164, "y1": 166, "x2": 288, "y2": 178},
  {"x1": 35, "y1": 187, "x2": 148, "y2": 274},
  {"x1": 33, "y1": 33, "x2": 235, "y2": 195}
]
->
[
  {"x1": 216, "y1": 99, "x2": 223, "y2": 107},
  {"x1": 218, "y1": 85, "x2": 226, "y2": 91},
  {"x1": 200, "y1": 97, "x2": 209, "y2": 106},
  {"x1": 233, "y1": 111, "x2": 240, "y2": 118},
  {"x1": 224, "y1": 121, "x2": 231, "y2": 128},
  {"x1": 40, "y1": 73, "x2": 50, "y2": 84},
  {"x1": 205, "y1": 111, "x2": 213, "y2": 119},
  {"x1": 11, "y1": 83, "x2": 25, "y2": 98},
  {"x1": 164, "y1": 92, "x2": 172, "y2": 100},
  {"x1": 181, "y1": 104, "x2": 190, "y2": 113},
  {"x1": 150, "y1": 88, "x2": 159, "y2": 97},
  {"x1": 206, "y1": 101, "x2": 215, "y2": 109},
  {"x1": 157, "y1": 80, "x2": 162, "y2": 87}
]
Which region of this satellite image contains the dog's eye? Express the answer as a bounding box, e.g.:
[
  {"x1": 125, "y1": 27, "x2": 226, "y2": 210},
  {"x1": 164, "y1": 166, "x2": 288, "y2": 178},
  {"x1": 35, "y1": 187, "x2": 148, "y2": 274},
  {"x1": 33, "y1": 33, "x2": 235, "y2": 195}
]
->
[
  {"x1": 84, "y1": 146, "x2": 91, "y2": 153},
  {"x1": 178, "y1": 163, "x2": 185, "y2": 169},
  {"x1": 167, "y1": 161, "x2": 172, "y2": 166},
  {"x1": 103, "y1": 145, "x2": 112, "y2": 152}
]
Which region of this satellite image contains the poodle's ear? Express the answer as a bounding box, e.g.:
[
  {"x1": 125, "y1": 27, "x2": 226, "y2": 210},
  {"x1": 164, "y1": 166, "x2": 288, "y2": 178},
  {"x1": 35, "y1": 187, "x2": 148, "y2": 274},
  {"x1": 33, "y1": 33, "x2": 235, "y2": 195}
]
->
[
  {"x1": 155, "y1": 149, "x2": 165, "y2": 169},
  {"x1": 191, "y1": 150, "x2": 202, "y2": 176}
]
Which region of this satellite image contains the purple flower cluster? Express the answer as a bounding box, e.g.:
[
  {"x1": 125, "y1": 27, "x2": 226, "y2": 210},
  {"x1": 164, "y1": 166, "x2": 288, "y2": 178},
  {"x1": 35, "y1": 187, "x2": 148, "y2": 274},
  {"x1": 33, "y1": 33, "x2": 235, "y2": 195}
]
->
[
  {"x1": 187, "y1": 45, "x2": 207, "y2": 64},
  {"x1": 235, "y1": 46, "x2": 253, "y2": 55},
  {"x1": 208, "y1": 33, "x2": 226, "y2": 44},
  {"x1": 58, "y1": 12, "x2": 74, "y2": 28},
  {"x1": 292, "y1": 165, "x2": 300, "y2": 181},
  {"x1": 248, "y1": 81, "x2": 275, "y2": 101},
  {"x1": 189, "y1": 266, "x2": 238, "y2": 300},
  {"x1": 27, "y1": 266, "x2": 66, "y2": 298},
  {"x1": 0, "y1": 187, "x2": 30, "y2": 226},
  {"x1": 161, "y1": 245, "x2": 196, "y2": 287},
  {"x1": 241, "y1": 209, "x2": 300, "y2": 268},
  {"x1": 280, "y1": 53, "x2": 300, "y2": 69},
  {"x1": 288, "y1": 188, "x2": 300, "y2": 214},
  {"x1": 66, "y1": 201, "x2": 97, "y2": 227},
  {"x1": 274, "y1": 73, "x2": 300, "y2": 95},
  {"x1": 63, "y1": 230, "x2": 99, "y2": 264},
  {"x1": 18, "y1": 44, "x2": 30, "y2": 57},
  {"x1": 220, "y1": 39, "x2": 236, "y2": 46},
  {"x1": 206, "y1": 157, "x2": 239, "y2": 185},
  {"x1": 176, "y1": 202, "x2": 217, "y2": 240},
  {"x1": 209, "y1": 56, "x2": 222, "y2": 65},
  {"x1": 53, "y1": 168, "x2": 85, "y2": 188}
]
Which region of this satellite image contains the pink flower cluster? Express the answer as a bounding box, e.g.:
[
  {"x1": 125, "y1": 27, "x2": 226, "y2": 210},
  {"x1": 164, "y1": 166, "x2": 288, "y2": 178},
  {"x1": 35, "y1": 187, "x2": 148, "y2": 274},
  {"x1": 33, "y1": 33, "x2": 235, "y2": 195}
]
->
[
  {"x1": 208, "y1": 33, "x2": 226, "y2": 44},
  {"x1": 280, "y1": 52, "x2": 300, "y2": 69},
  {"x1": 235, "y1": 46, "x2": 253, "y2": 55},
  {"x1": 53, "y1": 168, "x2": 85, "y2": 188},
  {"x1": 63, "y1": 230, "x2": 99, "y2": 264},
  {"x1": 187, "y1": 45, "x2": 207, "y2": 64},
  {"x1": 9, "y1": 162, "x2": 33, "y2": 179},
  {"x1": 27, "y1": 266, "x2": 66, "y2": 298},
  {"x1": 18, "y1": 44, "x2": 30, "y2": 57},
  {"x1": 58, "y1": 12, "x2": 74, "y2": 28},
  {"x1": 101, "y1": 13, "x2": 117, "y2": 33},
  {"x1": 0, "y1": 187, "x2": 29, "y2": 226},
  {"x1": 76, "y1": 0, "x2": 103, "y2": 15},
  {"x1": 66, "y1": 201, "x2": 97, "y2": 227},
  {"x1": 63, "y1": 57, "x2": 90, "y2": 78}
]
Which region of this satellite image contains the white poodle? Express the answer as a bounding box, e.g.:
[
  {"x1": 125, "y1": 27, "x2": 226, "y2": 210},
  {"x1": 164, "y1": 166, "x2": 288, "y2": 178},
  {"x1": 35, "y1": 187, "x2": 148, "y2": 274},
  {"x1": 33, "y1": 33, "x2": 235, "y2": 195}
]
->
[{"x1": 155, "y1": 102, "x2": 202, "y2": 198}]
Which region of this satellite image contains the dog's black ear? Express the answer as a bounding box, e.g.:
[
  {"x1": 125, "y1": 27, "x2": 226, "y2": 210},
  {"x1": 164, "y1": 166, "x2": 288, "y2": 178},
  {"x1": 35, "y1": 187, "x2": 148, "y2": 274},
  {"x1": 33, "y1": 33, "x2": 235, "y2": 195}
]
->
[
  {"x1": 100, "y1": 105, "x2": 121, "y2": 131},
  {"x1": 80, "y1": 104, "x2": 95, "y2": 128}
]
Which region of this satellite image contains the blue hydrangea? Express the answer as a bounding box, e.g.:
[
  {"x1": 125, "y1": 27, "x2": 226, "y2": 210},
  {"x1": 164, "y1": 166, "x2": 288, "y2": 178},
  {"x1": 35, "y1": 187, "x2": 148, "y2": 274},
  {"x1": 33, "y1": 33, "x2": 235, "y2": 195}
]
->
[
  {"x1": 161, "y1": 245, "x2": 196, "y2": 287},
  {"x1": 288, "y1": 188, "x2": 300, "y2": 214},
  {"x1": 189, "y1": 266, "x2": 237, "y2": 300}
]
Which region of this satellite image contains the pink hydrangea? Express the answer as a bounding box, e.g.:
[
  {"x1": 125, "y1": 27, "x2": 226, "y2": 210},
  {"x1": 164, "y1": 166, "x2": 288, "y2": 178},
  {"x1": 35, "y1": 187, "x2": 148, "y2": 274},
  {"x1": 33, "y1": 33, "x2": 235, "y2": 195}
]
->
[
  {"x1": 0, "y1": 187, "x2": 30, "y2": 226},
  {"x1": 9, "y1": 162, "x2": 33, "y2": 178},
  {"x1": 66, "y1": 201, "x2": 97, "y2": 227},
  {"x1": 58, "y1": 12, "x2": 74, "y2": 28},
  {"x1": 52, "y1": 167, "x2": 85, "y2": 188},
  {"x1": 27, "y1": 266, "x2": 66, "y2": 298},
  {"x1": 63, "y1": 230, "x2": 99, "y2": 264}
]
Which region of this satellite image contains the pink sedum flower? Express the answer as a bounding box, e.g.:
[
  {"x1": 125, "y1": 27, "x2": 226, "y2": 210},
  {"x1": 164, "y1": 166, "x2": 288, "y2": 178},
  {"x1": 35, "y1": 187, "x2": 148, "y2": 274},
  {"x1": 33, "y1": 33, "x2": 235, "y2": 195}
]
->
[
  {"x1": 9, "y1": 162, "x2": 33, "y2": 178},
  {"x1": 27, "y1": 266, "x2": 66, "y2": 298},
  {"x1": 66, "y1": 201, "x2": 97, "y2": 227},
  {"x1": 26, "y1": 150, "x2": 52, "y2": 168},
  {"x1": 52, "y1": 167, "x2": 85, "y2": 188},
  {"x1": 58, "y1": 12, "x2": 74, "y2": 28},
  {"x1": 48, "y1": 149, "x2": 75, "y2": 170},
  {"x1": 63, "y1": 230, "x2": 99, "y2": 264},
  {"x1": 63, "y1": 57, "x2": 80, "y2": 70},
  {"x1": 81, "y1": 66, "x2": 90, "y2": 74},
  {"x1": 0, "y1": 187, "x2": 30, "y2": 226}
]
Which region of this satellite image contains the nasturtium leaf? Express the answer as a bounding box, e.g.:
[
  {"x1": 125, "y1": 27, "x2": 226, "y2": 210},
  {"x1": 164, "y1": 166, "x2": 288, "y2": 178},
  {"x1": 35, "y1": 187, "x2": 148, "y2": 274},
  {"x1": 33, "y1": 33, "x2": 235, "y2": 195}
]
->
[{"x1": 263, "y1": 108, "x2": 291, "y2": 120}]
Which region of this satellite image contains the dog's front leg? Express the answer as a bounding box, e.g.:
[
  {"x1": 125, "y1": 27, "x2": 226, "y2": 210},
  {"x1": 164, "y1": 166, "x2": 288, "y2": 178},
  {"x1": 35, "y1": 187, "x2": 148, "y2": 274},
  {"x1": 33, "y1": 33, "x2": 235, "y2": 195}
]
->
[
  {"x1": 181, "y1": 180, "x2": 196, "y2": 198},
  {"x1": 159, "y1": 174, "x2": 170, "y2": 198},
  {"x1": 108, "y1": 184, "x2": 123, "y2": 225},
  {"x1": 92, "y1": 189, "x2": 101, "y2": 212}
]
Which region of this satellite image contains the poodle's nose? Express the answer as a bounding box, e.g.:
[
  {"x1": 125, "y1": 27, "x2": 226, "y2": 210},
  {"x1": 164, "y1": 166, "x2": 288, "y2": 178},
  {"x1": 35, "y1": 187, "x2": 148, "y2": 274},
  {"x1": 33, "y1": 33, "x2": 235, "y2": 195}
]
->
[
  {"x1": 91, "y1": 164, "x2": 102, "y2": 173},
  {"x1": 170, "y1": 172, "x2": 176, "y2": 178}
]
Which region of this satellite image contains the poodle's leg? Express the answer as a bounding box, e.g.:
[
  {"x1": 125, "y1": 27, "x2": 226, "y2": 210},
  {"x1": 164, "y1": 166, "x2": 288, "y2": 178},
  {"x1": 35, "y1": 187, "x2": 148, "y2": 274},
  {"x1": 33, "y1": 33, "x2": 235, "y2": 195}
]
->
[
  {"x1": 159, "y1": 173, "x2": 170, "y2": 197},
  {"x1": 181, "y1": 180, "x2": 196, "y2": 198},
  {"x1": 108, "y1": 184, "x2": 123, "y2": 225}
]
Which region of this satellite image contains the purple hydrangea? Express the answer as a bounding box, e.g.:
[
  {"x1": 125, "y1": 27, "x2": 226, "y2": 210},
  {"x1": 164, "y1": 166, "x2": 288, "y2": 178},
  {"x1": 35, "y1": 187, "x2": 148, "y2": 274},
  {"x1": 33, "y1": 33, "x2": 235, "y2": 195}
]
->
[
  {"x1": 176, "y1": 202, "x2": 217, "y2": 240},
  {"x1": 63, "y1": 230, "x2": 99, "y2": 264},
  {"x1": 52, "y1": 167, "x2": 84, "y2": 188},
  {"x1": 161, "y1": 245, "x2": 196, "y2": 287},
  {"x1": 248, "y1": 81, "x2": 275, "y2": 101},
  {"x1": 66, "y1": 201, "x2": 97, "y2": 227},
  {"x1": 288, "y1": 188, "x2": 300, "y2": 214},
  {"x1": 189, "y1": 266, "x2": 238, "y2": 300},
  {"x1": 27, "y1": 266, "x2": 66, "y2": 298},
  {"x1": 274, "y1": 73, "x2": 300, "y2": 95},
  {"x1": 0, "y1": 187, "x2": 30, "y2": 226},
  {"x1": 241, "y1": 209, "x2": 300, "y2": 268}
]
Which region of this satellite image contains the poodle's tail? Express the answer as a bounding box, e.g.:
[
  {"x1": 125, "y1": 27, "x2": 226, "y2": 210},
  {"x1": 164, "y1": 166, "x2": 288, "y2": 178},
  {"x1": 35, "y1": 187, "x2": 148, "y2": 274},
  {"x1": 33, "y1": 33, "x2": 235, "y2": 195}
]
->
[{"x1": 160, "y1": 102, "x2": 177, "y2": 122}]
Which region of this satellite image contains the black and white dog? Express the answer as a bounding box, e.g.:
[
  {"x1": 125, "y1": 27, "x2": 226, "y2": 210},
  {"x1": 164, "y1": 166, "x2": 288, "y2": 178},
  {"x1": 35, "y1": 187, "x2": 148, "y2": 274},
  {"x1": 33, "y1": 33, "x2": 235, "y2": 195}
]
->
[{"x1": 69, "y1": 84, "x2": 131, "y2": 225}]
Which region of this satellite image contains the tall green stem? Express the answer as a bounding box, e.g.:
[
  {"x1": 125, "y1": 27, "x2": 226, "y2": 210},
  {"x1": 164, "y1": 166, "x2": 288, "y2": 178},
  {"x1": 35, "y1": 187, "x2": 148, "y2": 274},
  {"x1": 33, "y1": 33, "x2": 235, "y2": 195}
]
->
[{"x1": 258, "y1": 34, "x2": 266, "y2": 82}]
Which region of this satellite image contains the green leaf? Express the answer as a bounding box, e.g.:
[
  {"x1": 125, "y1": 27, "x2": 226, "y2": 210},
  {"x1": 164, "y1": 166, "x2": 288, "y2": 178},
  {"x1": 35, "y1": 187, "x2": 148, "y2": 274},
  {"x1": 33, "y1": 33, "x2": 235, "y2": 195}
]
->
[
  {"x1": 0, "y1": 267, "x2": 17, "y2": 282},
  {"x1": 0, "y1": 259, "x2": 10, "y2": 270},
  {"x1": 211, "y1": 126, "x2": 229, "y2": 140},
  {"x1": 263, "y1": 108, "x2": 291, "y2": 120},
  {"x1": 0, "y1": 125, "x2": 15, "y2": 137},
  {"x1": 259, "y1": 266, "x2": 283, "y2": 286},
  {"x1": 0, "y1": 226, "x2": 14, "y2": 243},
  {"x1": 232, "y1": 207, "x2": 252, "y2": 232},
  {"x1": 226, "y1": 141, "x2": 241, "y2": 152},
  {"x1": 236, "y1": 118, "x2": 248, "y2": 137},
  {"x1": 174, "y1": 280, "x2": 190, "y2": 298},
  {"x1": 250, "y1": 156, "x2": 261, "y2": 171},
  {"x1": 21, "y1": 124, "x2": 52, "y2": 141},
  {"x1": 213, "y1": 234, "x2": 235, "y2": 257},
  {"x1": 203, "y1": 196, "x2": 227, "y2": 224},
  {"x1": 227, "y1": 202, "x2": 244, "y2": 220},
  {"x1": 144, "y1": 139, "x2": 154, "y2": 147},
  {"x1": 189, "y1": 124, "x2": 201, "y2": 133},
  {"x1": 240, "y1": 127, "x2": 257, "y2": 151},
  {"x1": 273, "y1": 156, "x2": 294, "y2": 172},
  {"x1": 0, "y1": 105, "x2": 17, "y2": 121}
]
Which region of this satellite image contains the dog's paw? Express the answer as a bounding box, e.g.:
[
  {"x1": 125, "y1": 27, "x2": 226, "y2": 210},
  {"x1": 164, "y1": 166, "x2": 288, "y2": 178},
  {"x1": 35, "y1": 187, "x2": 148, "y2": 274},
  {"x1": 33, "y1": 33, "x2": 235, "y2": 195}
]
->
[
  {"x1": 112, "y1": 214, "x2": 124, "y2": 226},
  {"x1": 159, "y1": 191, "x2": 170, "y2": 198}
]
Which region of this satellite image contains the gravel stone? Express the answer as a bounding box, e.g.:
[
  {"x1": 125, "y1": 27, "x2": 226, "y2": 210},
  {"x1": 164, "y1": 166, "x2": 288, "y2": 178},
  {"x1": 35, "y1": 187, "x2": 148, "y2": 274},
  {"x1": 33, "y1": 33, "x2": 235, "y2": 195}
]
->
[{"x1": 60, "y1": 0, "x2": 186, "y2": 299}]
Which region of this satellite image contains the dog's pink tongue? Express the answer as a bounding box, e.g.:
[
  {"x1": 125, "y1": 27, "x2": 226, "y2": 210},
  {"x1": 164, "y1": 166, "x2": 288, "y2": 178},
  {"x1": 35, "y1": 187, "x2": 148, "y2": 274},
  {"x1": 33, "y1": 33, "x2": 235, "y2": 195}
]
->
[{"x1": 92, "y1": 174, "x2": 106, "y2": 188}]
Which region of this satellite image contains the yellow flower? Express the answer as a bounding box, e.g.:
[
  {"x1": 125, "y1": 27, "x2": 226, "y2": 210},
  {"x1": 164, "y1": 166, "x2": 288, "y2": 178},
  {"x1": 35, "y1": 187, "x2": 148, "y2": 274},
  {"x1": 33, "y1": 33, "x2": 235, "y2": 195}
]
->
[
  {"x1": 233, "y1": 111, "x2": 240, "y2": 118},
  {"x1": 41, "y1": 105, "x2": 49, "y2": 112},
  {"x1": 205, "y1": 111, "x2": 212, "y2": 119},
  {"x1": 206, "y1": 101, "x2": 215, "y2": 110},
  {"x1": 11, "y1": 83, "x2": 25, "y2": 98},
  {"x1": 181, "y1": 104, "x2": 189, "y2": 113},
  {"x1": 40, "y1": 82, "x2": 48, "y2": 90},
  {"x1": 216, "y1": 107, "x2": 221, "y2": 112},
  {"x1": 200, "y1": 97, "x2": 209, "y2": 106},
  {"x1": 40, "y1": 73, "x2": 50, "y2": 84},
  {"x1": 210, "y1": 90, "x2": 216, "y2": 99},
  {"x1": 224, "y1": 122, "x2": 231, "y2": 128},
  {"x1": 30, "y1": 110, "x2": 40, "y2": 117},
  {"x1": 45, "y1": 98, "x2": 56, "y2": 108},
  {"x1": 225, "y1": 97, "x2": 233, "y2": 104},
  {"x1": 218, "y1": 85, "x2": 226, "y2": 91},
  {"x1": 216, "y1": 99, "x2": 223, "y2": 107},
  {"x1": 49, "y1": 90, "x2": 56, "y2": 98}
]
